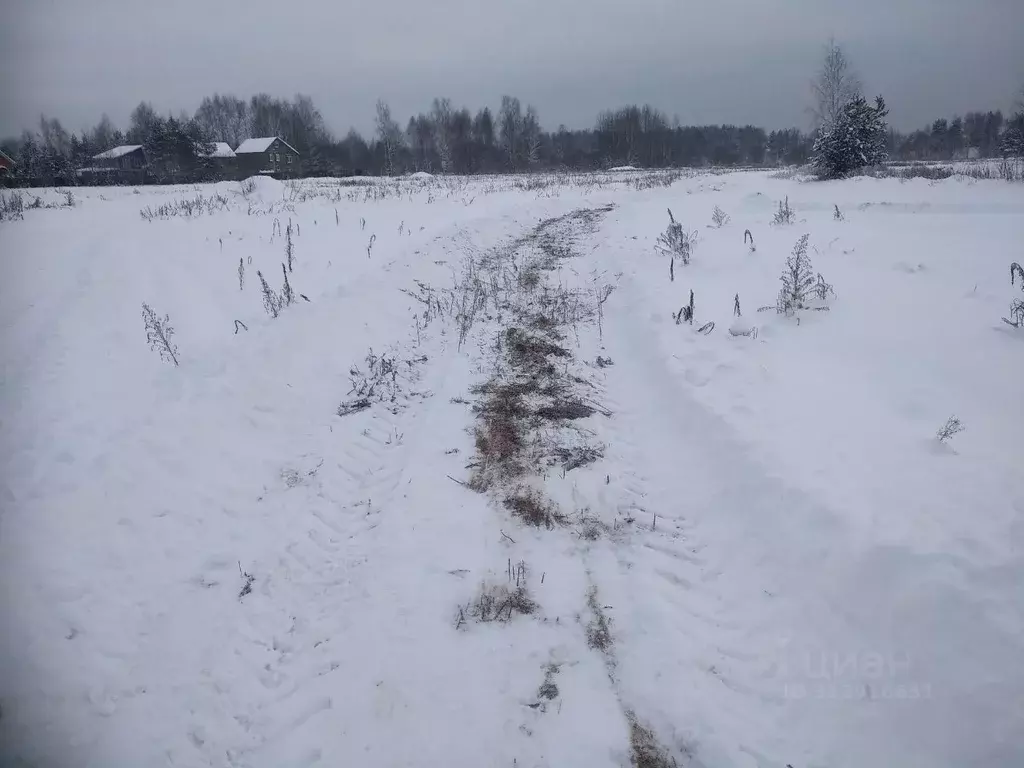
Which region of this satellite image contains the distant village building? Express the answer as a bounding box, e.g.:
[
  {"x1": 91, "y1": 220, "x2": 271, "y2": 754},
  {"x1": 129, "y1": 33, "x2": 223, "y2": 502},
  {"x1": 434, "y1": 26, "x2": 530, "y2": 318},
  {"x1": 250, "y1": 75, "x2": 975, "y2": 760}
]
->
[
  {"x1": 201, "y1": 142, "x2": 238, "y2": 179},
  {"x1": 79, "y1": 145, "x2": 148, "y2": 184},
  {"x1": 234, "y1": 137, "x2": 300, "y2": 178},
  {"x1": 0, "y1": 149, "x2": 15, "y2": 183}
]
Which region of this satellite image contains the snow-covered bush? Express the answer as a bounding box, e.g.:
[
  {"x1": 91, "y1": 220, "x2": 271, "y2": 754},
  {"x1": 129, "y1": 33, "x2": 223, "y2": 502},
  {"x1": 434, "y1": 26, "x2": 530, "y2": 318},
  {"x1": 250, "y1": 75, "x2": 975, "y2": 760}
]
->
[
  {"x1": 775, "y1": 234, "x2": 832, "y2": 315},
  {"x1": 142, "y1": 303, "x2": 179, "y2": 366},
  {"x1": 656, "y1": 208, "x2": 696, "y2": 265},
  {"x1": 1002, "y1": 262, "x2": 1024, "y2": 328},
  {"x1": 772, "y1": 197, "x2": 795, "y2": 225},
  {"x1": 258, "y1": 271, "x2": 282, "y2": 318},
  {"x1": 936, "y1": 416, "x2": 964, "y2": 443},
  {"x1": 812, "y1": 95, "x2": 890, "y2": 179},
  {"x1": 712, "y1": 206, "x2": 730, "y2": 227},
  {"x1": 0, "y1": 191, "x2": 24, "y2": 221}
]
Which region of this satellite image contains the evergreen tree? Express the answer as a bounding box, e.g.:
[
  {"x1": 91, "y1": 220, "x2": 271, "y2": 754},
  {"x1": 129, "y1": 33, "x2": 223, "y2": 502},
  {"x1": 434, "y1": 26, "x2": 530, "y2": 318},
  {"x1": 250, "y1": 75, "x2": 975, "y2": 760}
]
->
[
  {"x1": 1002, "y1": 113, "x2": 1024, "y2": 157},
  {"x1": 812, "y1": 95, "x2": 889, "y2": 179}
]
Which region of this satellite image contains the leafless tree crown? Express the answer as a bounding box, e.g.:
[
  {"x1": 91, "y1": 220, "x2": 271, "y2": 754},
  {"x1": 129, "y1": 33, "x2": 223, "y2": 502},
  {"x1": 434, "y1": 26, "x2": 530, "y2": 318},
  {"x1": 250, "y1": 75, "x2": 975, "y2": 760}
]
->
[{"x1": 811, "y1": 38, "x2": 863, "y2": 129}]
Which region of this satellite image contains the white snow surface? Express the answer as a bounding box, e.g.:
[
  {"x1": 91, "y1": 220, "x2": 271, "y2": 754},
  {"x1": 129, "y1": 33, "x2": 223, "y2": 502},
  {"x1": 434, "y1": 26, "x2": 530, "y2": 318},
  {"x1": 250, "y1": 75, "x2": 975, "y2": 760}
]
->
[
  {"x1": 235, "y1": 138, "x2": 280, "y2": 154},
  {"x1": 92, "y1": 145, "x2": 143, "y2": 160},
  {"x1": 409, "y1": 171, "x2": 435, "y2": 179},
  {"x1": 2, "y1": 172, "x2": 1023, "y2": 767}
]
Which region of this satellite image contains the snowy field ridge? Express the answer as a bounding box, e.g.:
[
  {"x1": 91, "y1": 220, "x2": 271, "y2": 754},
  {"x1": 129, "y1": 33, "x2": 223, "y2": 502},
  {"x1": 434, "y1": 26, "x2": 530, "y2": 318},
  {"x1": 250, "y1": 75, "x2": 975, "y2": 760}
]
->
[{"x1": 1, "y1": 169, "x2": 1023, "y2": 767}]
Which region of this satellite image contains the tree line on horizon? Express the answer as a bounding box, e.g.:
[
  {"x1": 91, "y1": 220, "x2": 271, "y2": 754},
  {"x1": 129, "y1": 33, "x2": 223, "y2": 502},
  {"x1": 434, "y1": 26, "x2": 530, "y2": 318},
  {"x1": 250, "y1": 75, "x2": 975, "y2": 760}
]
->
[{"x1": 3, "y1": 45, "x2": 1021, "y2": 185}]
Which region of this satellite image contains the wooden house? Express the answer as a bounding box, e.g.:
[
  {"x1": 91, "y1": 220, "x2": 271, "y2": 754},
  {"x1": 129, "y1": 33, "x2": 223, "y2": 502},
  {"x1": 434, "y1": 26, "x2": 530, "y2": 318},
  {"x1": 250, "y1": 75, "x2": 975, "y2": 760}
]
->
[{"x1": 234, "y1": 137, "x2": 300, "y2": 178}]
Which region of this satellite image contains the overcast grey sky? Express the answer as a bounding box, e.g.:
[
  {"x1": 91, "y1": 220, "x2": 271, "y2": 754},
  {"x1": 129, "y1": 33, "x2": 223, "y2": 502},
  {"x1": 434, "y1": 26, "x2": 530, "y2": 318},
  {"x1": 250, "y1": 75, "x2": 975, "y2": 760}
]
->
[{"x1": 2, "y1": 0, "x2": 1022, "y2": 140}]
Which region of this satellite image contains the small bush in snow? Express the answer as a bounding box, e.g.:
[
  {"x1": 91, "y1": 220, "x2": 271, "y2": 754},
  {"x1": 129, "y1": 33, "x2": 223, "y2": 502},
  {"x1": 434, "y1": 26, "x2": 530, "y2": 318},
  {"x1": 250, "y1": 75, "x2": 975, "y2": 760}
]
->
[
  {"x1": 0, "y1": 191, "x2": 25, "y2": 221},
  {"x1": 936, "y1": 416, "x2": 964, "y2": 443},
  {"x1": 141, "y1": 303, "x2": 180, "y2": 367},
  {"x1": 734, "y1": 294, "x2": 742, "y2": 317},
  {"x1": 834, "y1": 204, "x2": 845, "y2": 221},
  {"x1": 711, "y1": 206, "x2": 731, "y2": 227},
  {"x1": 1002, "y1": 262, "x2": 1024, "y2": 328},
  {"x1": 238, "y1": 562, "x2": 255, "y2": 600},
  {"x1": 459, "y1": 562, "x2": 536, "y2": 627},
  {"x1": 258, "y1": 271, "x2": 282, "y2": 318},
  {"x1": 237, "y1": 258, "x2": 245, "y2": 291},
  {"x1": 776, "y1": 234, "x2": 822, "y2": 314},
  {"x1": 656, "y1": 208, "x2": 696, "y2": 266},
  {"x1": 814, "y1": 272, "x2": 836, "y2": 301},
  {"x1": 772, "y1": 197, "x2": 795, "y2": 226}
]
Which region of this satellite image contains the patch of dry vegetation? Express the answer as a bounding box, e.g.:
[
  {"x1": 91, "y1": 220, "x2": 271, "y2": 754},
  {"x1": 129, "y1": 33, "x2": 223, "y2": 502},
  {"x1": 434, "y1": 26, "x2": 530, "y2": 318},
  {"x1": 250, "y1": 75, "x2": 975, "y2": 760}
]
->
[{"x1": 627, "y1": 714, "x2": 679, "y2": 768}]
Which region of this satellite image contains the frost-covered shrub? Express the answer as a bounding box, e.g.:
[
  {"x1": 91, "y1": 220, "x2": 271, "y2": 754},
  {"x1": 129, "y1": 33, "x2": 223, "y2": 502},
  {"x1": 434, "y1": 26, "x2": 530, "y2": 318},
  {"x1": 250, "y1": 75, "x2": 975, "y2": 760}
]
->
[
  {"x1": 258, "y1": 271, "x2": 282, "y2": 318},
  {"x1": 936, "y1": 416, "x2": 964, "y2": 443},
  {"x1": 772, "y1": 197, "x2": 795, "y2": 226},
  {"x1": 655, "y1": 208, "x2": 697, "y2": 265},
  {"x1": 142, "y1": 303, "x2": 179, "y2": 366},
  {"x1": 711, "y1": 206, "x2": 730, "y2": 227},
  {"x1": 775, "y1": 234, "x2": 833, "y2": 315},
  {"x1": 0, "y1": 191, "x2": 24, "y2": 221},
  {"x1": 1002, "y1": 262, "x2": 1024, "y2": 328}
]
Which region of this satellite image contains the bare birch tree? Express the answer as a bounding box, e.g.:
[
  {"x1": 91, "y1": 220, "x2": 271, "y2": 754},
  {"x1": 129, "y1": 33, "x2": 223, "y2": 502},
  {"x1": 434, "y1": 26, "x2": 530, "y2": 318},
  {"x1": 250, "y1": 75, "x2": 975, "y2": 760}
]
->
[
  {"x1": 810, "y1": 38, "x2": 862, "y2": 129},
  {"x1": 375, "y1": 99, "x2": 401, "y2": 176},
  {"x1": 431, "y1": 97, "x2": 454, "y2": 173}
]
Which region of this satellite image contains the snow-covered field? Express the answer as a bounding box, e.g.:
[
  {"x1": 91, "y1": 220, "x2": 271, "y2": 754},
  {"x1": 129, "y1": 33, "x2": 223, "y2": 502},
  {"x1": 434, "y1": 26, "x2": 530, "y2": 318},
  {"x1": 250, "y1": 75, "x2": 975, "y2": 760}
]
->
[{"x1": 1, "y1": 169, "x2": 1022, "y2": 768}]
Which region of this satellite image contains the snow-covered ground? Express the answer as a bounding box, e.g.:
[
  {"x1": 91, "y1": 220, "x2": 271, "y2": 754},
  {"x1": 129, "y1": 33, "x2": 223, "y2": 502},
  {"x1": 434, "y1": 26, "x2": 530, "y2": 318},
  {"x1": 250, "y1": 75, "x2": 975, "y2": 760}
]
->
[{"x1": 1, "y1": 170, "x2": 1022, "y2": 767}]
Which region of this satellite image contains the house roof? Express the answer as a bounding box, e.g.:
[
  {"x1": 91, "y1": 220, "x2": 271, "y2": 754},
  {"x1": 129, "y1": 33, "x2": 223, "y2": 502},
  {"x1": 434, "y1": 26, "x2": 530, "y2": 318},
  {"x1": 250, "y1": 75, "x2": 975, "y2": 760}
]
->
[
  {"x1": 0, "y1": 149, "x2": 15, "y2": 166},
  {"x1": 235, "y1": 137, "x2": 298, "y2": 155},
  {"x1": 93, "y1": 144, "x2": 144, "y2": 160},
  {"x1": 202, "y1": 142, "x2": 236, "y2": 158}
]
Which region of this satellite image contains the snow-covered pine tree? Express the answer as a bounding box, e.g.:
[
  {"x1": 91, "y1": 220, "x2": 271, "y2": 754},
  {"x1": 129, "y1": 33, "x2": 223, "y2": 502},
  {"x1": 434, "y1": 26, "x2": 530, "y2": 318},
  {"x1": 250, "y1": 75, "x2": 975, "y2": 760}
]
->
[
  {"x1": 1001, "y1": 113, "x2": 1024, "y2": 157},
  {"x1": 812, "y1": 95, "x2": 889, "y2": 179},
  {"x1": 777, "y1": 234, "x2": 815, "y2": 314}
]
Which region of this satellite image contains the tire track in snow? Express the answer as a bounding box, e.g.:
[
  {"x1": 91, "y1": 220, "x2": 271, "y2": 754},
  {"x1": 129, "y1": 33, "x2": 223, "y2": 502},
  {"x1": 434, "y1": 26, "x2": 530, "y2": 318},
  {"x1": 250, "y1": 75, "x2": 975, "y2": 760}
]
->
[
  {"x1": 578, "y1": 268, "x2": 857, "y2": 765},
  {"x1": 185, "y1": 337, "x2": 450, "y2": 767}
]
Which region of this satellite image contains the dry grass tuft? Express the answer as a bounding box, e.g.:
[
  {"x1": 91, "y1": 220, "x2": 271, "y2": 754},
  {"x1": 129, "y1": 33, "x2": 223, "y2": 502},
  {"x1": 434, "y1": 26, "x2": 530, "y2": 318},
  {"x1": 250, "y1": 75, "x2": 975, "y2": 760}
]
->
[
  {"x1": 586, "y1": 586, "x2": 613, "y2": 651},
  {"x1": 628, "y1": 715, "x2": 679, "y2": 768},
  {"x1": 505, "y1": 327, "x2": 569, "y2": 370},
  {"x1": 504, "y1": 489, "x2": 567, "y2": 529},
  {"x1": 536, "y1": 399, "x2": 595, "y2": 421},
  {"x1": 469, "y1": 581, "x2": 537, "y2": 623},
  {"x1": 552, "y1": 444, "x2": 604, "y2": 472}
]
